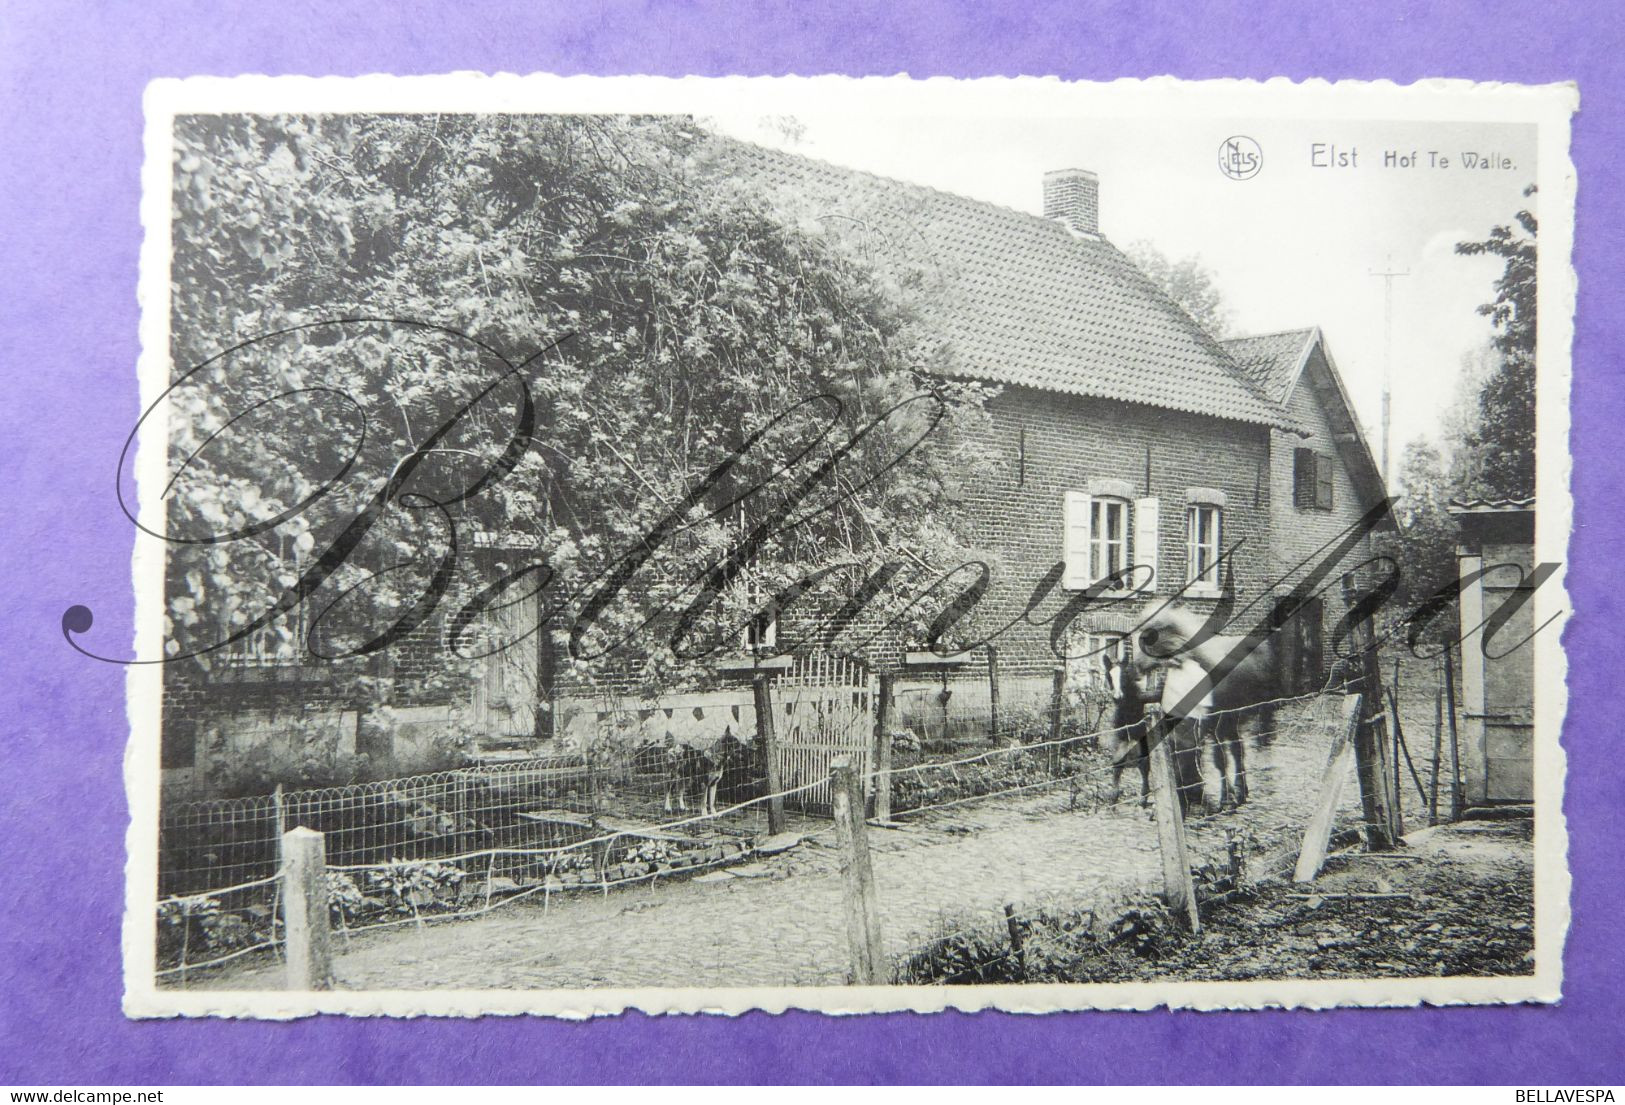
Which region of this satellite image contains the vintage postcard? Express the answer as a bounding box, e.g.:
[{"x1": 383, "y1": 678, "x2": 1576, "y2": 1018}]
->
[{"x1": 115, "y1": 74, "x2": 1575, "y2": 1018}]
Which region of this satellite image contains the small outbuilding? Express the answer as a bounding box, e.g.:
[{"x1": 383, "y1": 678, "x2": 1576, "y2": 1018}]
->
[{"x1": 1448, "y1": 496, "x2": 1537, "y2": 806}]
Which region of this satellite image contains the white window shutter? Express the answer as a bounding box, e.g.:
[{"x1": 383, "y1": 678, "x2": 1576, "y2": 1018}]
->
[
  {"x1": 1134, "y1": 496, "x2": 1159, "y2": 592},
  {"x1": 1063, "y1": 490, "x2": 1091, "y2": 589}
]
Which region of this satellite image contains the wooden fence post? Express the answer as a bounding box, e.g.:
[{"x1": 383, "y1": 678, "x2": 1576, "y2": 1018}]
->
[
  {"x1": 831, "y1": 755, "x2": 885, "y2": 984},
  {"x1": 1429, "y1": 681, "x2": 1444, "y2": 826},
  {"x1": 1148, "y1": 722, "x2": 1200, "y2": 933},
  {"x1": 1388, "y1": 685, "x2": 1429, "y2": 807},
  {"x1": 1046, "y1": 665, "x2": 1066, "y2": 773},
  {"x1": 754, "y1": 673, "x2": 785, "y2": 835},
  {"x1": 272, "y1": 783, "x2": 287, "y2": 867},
  {"x1": 1444, "y1": 645, "x2": 1463, "y2": 821},
  {"x1": 1342, "y1": 585, "x2": 1399, "y2": 851},
  {"x1": 1002, "y1": 903, "x2": 1026, "y2": 977},
  {"x1": 986, "y1": 644, "x2": 1002, "y2": 745},
  {"x1": 873, "y1": 671, "x2": 895, "y2": 823},
  {"x1": 1294, "y1": 694, "x2": 1362, "y2": 882},
  {"x1": 282, "y1": 826, "x2": 334, "y2": 991}
]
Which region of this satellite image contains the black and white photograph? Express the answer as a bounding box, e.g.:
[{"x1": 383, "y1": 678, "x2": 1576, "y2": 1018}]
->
[{"x1": 120, "y1": 76, "x2": 1573, "y2": 1017}]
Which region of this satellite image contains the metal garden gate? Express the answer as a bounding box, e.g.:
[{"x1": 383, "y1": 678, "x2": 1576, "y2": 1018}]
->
[{"x1": 774, "y1": 653, "x2": 878, "y2": 815}]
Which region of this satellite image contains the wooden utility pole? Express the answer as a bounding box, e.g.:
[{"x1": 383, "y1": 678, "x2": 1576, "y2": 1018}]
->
[
  {"x1": 1149, "y1": 722, "x2": 1200, "y2": 932},
  {"x1": 831, "y1": 756, "x2": 885, "y2": 984},
  {"x1": 282, "y1": 827, "x2": 334, "y2": 991},
  {"x1": 753, "y1": 673, "x2": 785, "y2": 835},
  {"x1": 1370, "y1": 256, "x2": 1411, "y2": 485},
  {"x1": 271, "y1": 783, "x2": 287, "y2": 866},
  {"x1": 1002, "y1": 903, "x2": 1026, "y2": 977}
]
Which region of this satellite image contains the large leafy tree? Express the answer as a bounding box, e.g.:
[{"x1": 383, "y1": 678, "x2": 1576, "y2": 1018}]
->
[
  {"x1": 162, "y1": 114, "x2": 994, "y2": 701},
  {"x1": 1125, "y1": 241, "x2": 1234, "y2": 338},
  {"x1": 1453, "y1": 185, "x2": 1537, "y2": 499},
  {"x1": 1374, "y1": 437, "x2": 1461, "y2": 644}
]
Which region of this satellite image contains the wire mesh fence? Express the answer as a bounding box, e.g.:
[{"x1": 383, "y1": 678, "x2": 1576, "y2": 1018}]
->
[
  {"x1": 879, "y1": 691, "x2": 1369, "y2": 984},
  {"x1": 155, "y1": 681, "x2": 1381, "y2": 987}
]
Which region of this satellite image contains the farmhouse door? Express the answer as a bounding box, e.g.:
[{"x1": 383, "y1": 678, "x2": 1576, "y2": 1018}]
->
[
  {"x1": 1274, "y1": 596, "x2": 1325, "y2": 695},
  {"x1": 470, "y1": 587, "x2": 542, "y2": 740}
]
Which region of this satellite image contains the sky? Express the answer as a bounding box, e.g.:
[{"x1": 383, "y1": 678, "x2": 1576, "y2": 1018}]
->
[{"x1": 711, "y1": 113, "x2": 1539, "y2": 478}]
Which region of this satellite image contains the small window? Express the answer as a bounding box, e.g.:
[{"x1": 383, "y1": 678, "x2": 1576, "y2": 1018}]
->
[
  {"x1": 743, "y1": 607, "x2": 778, "y2": 652},
  {"x1": 1187, "y1": 504, "x2": 1222, "y2": 591},
  {"x1": 1091, "y1": 497, "x2": 1130, "y2": 585},
  {"x1": 734, "y1": 504, "x2": 778, "y2": 652},
  {"x1": 1293, "y1": 448, "x2": 1315, "y2": 508},
  {"x1": 1084, "y1": 632, "x2": 1131, "y2": 688},
  {"x1": 1065, "y1": 491, "x2": 1140, "y2": 590},
  {"x1": 161, "y1": 718, "x2": 196, "y2": 769},
  {"x1": 222, "y1": 532, "x2": 311, "y2": 668},
  {"x1": 1294, "y1": 448, "x2": 1336, "y2": 512}
]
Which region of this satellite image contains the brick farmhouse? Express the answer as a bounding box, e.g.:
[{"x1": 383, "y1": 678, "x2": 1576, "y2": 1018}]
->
[{"x1": 160, "y1": 137, "x2": 1389, "y2": 799}]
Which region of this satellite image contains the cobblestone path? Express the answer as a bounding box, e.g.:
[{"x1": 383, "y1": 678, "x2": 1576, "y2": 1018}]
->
[{"x1": 183, "y1": 698, "x2": 1359, "y2": 990}]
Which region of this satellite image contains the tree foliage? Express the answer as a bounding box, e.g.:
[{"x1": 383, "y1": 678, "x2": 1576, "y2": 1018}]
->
[
  {"x1": 1374, "y1": 437, "x2": 1461, "y2": 642},
  {"x1": 162, "y1": 114, "x2": 995, "y2": 696},
  {"x1": 1452, "y1": 185, "x2": 1537, "y2": 499},
  {"x1": 1125, "y1": 241, "x2": 1234, "y2": 338}
]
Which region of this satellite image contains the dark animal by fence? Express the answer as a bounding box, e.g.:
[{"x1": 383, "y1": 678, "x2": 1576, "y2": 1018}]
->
[
  {"x1": 1102, "y1": 652, "x2": 1152, "y2": 808},
  {"x1": 655, "y1": 728, "x2": 757, "y2": 816}
]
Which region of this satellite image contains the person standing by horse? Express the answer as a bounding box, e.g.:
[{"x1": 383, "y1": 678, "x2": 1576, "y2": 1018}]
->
[
  {"x1": 1102, "y1": 649, "x2": 1154, "y2": 809},
  {"x1": 1133, "y1": 603, "x2": 1281, "y2": 814}
]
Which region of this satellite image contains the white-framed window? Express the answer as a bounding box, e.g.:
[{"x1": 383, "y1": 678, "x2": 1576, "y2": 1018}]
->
[
  {"x1": 1091, "y1": 497, "x2": 1130, "y2": 584},
  {"x1": 743, "y1": 602, "x2": 778, "y2": 651},
  {"x1": 1187, "y1": 504, "x2": 1223, "y2": 592},
  {"x1": 1064, "y1": 490, "x2": 1159, "y2": 591}
]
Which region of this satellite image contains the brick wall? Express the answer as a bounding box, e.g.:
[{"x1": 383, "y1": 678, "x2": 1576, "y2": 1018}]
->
[
  {"x1": 884, "y1": 384, "x2": 1274, "y2": 740},
  {"x1": 1265, "y1": 346, "x2": 1381, "y2": 673},
  {"x1": 952, "y1": 384, "x2": 1273, "y2": 676},
  {"x1": 159, "y1": 585, "x2": 485, "y2": 799},
  {"x1": 161, "y1": 382, "x2": 1283, "y2": 791}
]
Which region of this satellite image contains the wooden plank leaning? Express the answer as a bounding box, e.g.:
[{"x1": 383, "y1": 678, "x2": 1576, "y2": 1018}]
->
[{"x1": 1294, "y1": 694, "x2": 1364, "y2": 883}]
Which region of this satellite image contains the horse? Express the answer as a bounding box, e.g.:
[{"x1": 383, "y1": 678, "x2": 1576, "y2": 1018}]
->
[
  {"x1": 1101, "y1": 651, "x2": 1153, "y2": 809},
  {"x1": 1133, "y1": 603, "x2": 1281, "y2": 815}
]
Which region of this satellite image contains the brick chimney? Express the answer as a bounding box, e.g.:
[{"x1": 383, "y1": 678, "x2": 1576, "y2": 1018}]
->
[{"x1": 1043, "y1": 168, "x2": 1099, "y2": 237}]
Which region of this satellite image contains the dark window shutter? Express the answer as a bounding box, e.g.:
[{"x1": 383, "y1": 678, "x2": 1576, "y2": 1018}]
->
[
  {"x1": 1294, "y1": 448, "x2": 1315, "y2": 507},
  {"x1": 1316, "y1": 453, "x2": 1335, "y2": 510}
]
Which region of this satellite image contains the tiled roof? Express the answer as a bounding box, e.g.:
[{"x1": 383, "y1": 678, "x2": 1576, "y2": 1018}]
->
[
  {"x1": 1221, "y1": 329, "x2": 1318, "y2": 405},
  {"x1": 1225, "y1": 326, "x2": 1392, "y2": 513},
  {"x1": 707, "y1": 139, "x2": 1291, "y2": 428}
]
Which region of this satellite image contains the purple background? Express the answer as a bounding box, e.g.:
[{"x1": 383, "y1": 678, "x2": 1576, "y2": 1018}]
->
[{"x1": 2, "y1": 0, "x2": 1621, "y2": 1084}]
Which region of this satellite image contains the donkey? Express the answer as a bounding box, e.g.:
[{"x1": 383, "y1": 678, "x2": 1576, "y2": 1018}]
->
[
  {"x1": 1133, "y1": 604, "x2": 1281, "y2": 815},
  {"x1": 1102, "y1": 651, "x2": 1153, "y2": 809}
]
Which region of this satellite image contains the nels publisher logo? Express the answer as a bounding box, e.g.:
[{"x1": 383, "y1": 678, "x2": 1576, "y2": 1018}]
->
[{"x1": 1218, "y1": 135, "x2": 1263, "y2": 180}]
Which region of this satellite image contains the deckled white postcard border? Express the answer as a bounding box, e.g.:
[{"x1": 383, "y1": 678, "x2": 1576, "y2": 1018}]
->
[{"x1": 123, "y1": 73, "x2": 1576, "y2": 1019}]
